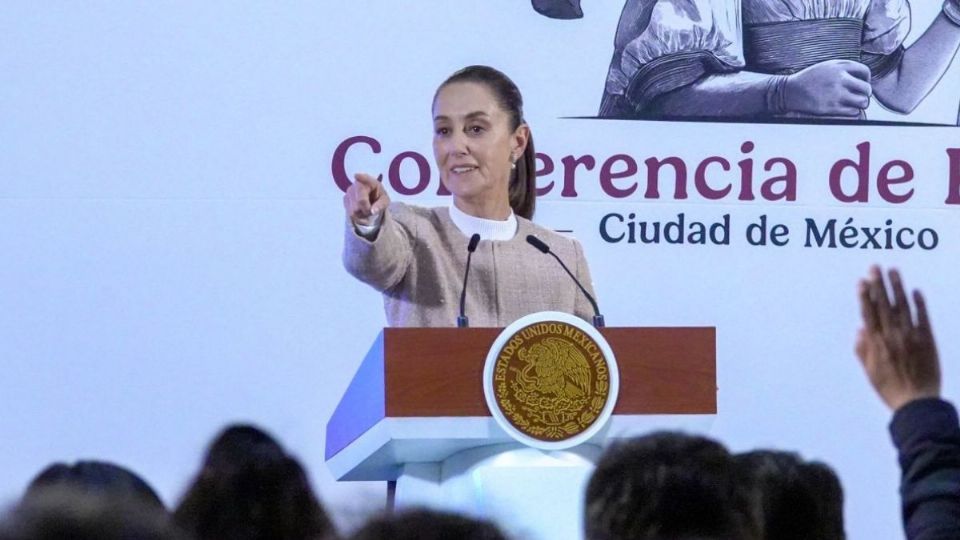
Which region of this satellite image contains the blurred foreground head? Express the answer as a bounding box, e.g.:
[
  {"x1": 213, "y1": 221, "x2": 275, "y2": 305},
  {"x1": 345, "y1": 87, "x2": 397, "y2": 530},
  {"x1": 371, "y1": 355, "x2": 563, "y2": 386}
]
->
[
  {"x1": 736, "y1": 450, "x2": 845, "y2": 540},
  {"x1": 174, "y1": 424, "x2": 336, "y2": 540},
  {"x1": 585, "y1": 432, "x2": 760, "y2": 540},
  {"x1": 23, "y1": 460, "x2": 164, "y2": 512},
  {"x1": 0, "y1": 487, "x2": 184, "y2": 540},
  {"x1": 349, "y1": 508, "x2": 507, "y2": 540}
]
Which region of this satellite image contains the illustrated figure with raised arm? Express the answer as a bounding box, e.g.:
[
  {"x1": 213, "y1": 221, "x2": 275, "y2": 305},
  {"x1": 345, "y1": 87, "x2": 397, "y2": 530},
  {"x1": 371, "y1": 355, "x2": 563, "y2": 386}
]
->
[{"x1": 533, "y1": 0, "x2": 960, "y2": 120}]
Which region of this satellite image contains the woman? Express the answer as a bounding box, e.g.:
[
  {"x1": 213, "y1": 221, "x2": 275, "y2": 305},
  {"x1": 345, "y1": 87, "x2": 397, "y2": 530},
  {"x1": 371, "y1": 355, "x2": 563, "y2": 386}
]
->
[
  {"x1": 342, "y1": 66, "x2": 597, "y2": 327},
  {"x1": 548, "y1": 0, "x2": 960, "y2": 119}
]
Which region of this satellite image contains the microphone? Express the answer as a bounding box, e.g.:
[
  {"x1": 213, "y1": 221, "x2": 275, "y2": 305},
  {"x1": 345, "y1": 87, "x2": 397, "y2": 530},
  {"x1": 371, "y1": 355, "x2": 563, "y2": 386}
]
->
[
  {"x1": 457, "y1": 233, "x2": 482, "y2": 328},
  {"x1": 526, "y1": 235, "x2": 605, "y2": 328}
]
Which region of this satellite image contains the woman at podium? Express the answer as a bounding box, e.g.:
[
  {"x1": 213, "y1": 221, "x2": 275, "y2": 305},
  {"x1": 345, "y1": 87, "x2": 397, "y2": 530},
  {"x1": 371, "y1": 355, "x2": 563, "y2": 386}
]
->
[{"x1": 342, "y1": 65, "x2": 597, "y2": 327}]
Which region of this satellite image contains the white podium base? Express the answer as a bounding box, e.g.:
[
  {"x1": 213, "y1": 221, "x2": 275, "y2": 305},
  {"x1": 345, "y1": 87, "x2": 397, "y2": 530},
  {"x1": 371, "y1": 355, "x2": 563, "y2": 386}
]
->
[{"x1": 394, "y1": 443, "x2": 601, "y2": 540}]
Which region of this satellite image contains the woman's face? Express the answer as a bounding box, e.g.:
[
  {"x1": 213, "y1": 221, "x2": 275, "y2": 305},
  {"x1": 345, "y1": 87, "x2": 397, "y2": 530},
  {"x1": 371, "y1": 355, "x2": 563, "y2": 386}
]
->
[{"x1": 432, "y1": 81, "x2": 528, "y2": 210}]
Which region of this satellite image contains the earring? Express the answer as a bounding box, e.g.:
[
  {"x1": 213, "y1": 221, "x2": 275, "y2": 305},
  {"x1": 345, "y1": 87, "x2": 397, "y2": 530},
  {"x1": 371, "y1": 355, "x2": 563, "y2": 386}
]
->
[{"x1": 511, "y1": 161, "x2": 517, "y2": 170}]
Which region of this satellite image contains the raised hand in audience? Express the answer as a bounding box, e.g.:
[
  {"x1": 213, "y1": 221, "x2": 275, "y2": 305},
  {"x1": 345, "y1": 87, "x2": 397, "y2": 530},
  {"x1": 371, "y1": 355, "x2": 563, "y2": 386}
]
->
[
  {"x1": 856, "y1": 266, "x2": 960, "y2": 540},
  {"x1": 856, "y1": 266, "x2": 940, "y2": 411}
]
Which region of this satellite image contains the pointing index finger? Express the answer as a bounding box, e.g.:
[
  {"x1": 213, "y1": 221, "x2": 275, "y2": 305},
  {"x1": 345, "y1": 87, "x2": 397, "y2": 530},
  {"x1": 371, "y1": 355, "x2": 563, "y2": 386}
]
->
[
  {"x1": 354, "y1": 173, "x2": 382, "y2": 188},
  {"x1": 358, "y1": 173, "x2": 386, "y2": 201}
]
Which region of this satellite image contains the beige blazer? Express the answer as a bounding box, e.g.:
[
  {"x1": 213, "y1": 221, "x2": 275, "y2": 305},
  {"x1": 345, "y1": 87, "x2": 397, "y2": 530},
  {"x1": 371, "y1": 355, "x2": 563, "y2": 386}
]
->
[{"x1": 343, "y1": 203, "x2": 597, "y2": 327}]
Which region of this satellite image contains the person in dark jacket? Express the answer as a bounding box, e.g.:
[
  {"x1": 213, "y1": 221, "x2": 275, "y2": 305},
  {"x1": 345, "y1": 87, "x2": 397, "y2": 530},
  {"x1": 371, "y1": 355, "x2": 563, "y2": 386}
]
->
[{"x1": 856, "y1": 266, "x2": 960, "y2": 539}]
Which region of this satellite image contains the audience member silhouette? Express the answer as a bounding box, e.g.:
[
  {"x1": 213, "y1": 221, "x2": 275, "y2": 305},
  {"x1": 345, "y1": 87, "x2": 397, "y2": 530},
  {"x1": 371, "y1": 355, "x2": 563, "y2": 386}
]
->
[
  {"x1": 736, "y1": 450, "x2": 845, "y2": 540},
  {"x1": 584, "y1": 431, "x2": 761, "y2": 540},
  {"x1": 348, "y1": 508, "x2": 507, "y2": 540},
  {"x1": 22, "y1": 460, "x2": 165, "y2": 512},
  {"x1": 856, "y1": 267, "x2": 960, "y2": 540},
  {"x1": 173, "y1": 424, "x2": 336, "y2": 540},
  {"x1": 0, "y1": 487, "x2": 183, "y2": 540}
]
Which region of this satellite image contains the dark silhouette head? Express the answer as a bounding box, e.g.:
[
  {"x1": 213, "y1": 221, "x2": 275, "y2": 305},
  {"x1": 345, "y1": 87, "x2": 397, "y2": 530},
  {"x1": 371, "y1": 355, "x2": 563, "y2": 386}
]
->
[
  {"x1": 436, "y1": 65, "x2": 536, "y2": 220},
  {"x1": 24, "y1": 460, "x2": 164, "y2": 512},
  {"x1": 1, "y1": 487, "x2": 184, "y2": 540},
  {"x1": 349, "y1": 508, "x2": 507, "y2": 540},
  {"x1": 585, "y1": 432, "x2": 760, "y2": 540},
  {"x1": 736, "y1": 450, "x2": 845, "y2": 540},
  {"x1": 173, "y1": 424, "x2": 336, "y2": 540}
]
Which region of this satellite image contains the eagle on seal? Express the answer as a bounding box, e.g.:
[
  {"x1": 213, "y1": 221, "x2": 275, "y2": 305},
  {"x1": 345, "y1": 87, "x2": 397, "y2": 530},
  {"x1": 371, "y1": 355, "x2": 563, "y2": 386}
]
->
[{"x1": 516, "y1": 337, "x2": 592, "y2": 399}]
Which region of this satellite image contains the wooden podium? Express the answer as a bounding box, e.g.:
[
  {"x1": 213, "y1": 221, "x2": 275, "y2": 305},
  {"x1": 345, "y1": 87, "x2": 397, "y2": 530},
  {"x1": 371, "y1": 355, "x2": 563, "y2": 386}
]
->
[{"x1": 326, "y1": 327, "x2": 716, "y2": 540}]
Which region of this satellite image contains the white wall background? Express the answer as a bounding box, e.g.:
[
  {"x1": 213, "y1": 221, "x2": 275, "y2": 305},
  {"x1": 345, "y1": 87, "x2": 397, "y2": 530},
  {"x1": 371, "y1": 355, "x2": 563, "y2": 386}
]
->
[{"x1": 2, "y1": 2, "x2": 960, "y2": 538}]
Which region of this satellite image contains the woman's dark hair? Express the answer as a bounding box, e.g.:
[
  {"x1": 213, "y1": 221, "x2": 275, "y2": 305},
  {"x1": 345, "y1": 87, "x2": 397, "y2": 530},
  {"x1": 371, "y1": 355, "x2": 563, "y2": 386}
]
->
[
  {"x1": 585, "y1": 432, "x2": 761, "y2": 540},
  {"x1": 173, "y1": 424, "x2": 336, "y2": 540},
  {"x1": 736, "y1": 451, "x2": 845, "y2": 540},
  {"x1": 2, "y1": 487, "x2": 185, "y2": 540},
  {"x1": 24, "y1": 461, "x2": 165, "y2": 512},
  {"x1": 437, "y1": 65, "x2": 536, "y2": 220},
  {"x1": 349, "y1": 508, "x2": 507, "y2": 540}
]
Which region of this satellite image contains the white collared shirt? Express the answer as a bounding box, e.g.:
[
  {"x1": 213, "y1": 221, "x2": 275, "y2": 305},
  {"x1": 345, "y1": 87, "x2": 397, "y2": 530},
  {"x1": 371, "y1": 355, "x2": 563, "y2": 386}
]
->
[{"x1": 447, "y1": 202, "x2": 517, "y2": 241}]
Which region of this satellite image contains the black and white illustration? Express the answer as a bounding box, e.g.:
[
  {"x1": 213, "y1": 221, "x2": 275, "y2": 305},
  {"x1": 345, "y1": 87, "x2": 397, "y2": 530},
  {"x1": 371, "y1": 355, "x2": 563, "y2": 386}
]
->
[{"x1": 533, "y1": 0, "x2": 960, "y2": 122}]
